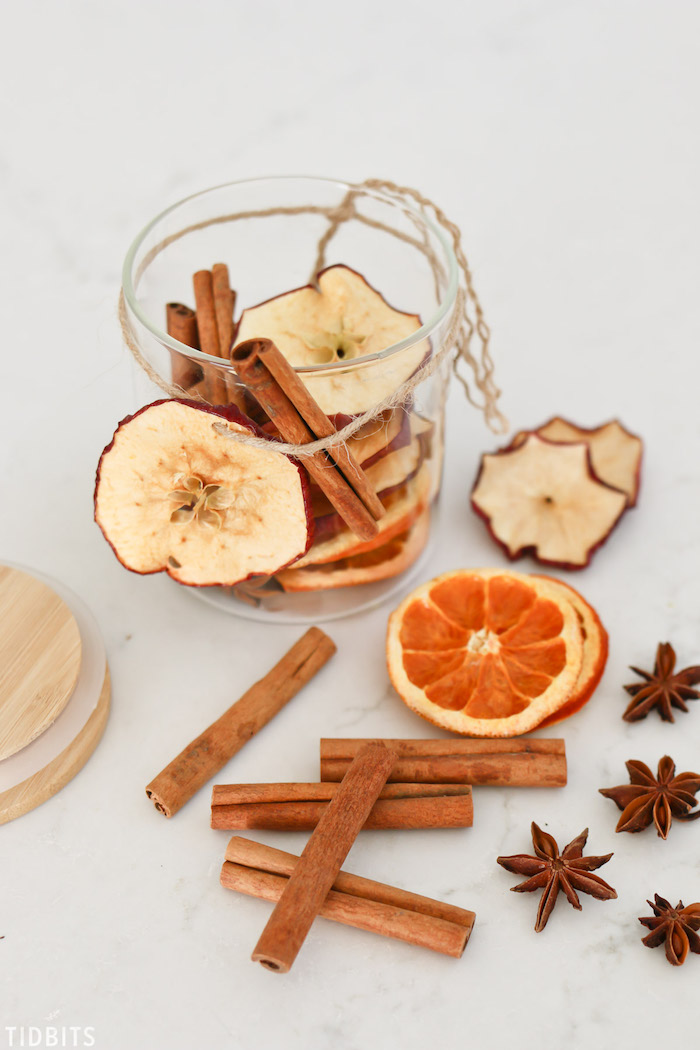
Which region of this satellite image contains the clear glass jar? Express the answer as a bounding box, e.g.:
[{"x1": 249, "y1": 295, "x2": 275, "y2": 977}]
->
[{"x1": 121, "y1": 177, "x2": 458, "y2": 622}]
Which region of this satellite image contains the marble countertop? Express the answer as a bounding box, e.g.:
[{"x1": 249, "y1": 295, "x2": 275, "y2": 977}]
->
[{"x1": 2, "y1": 1, "x2": 699, "y2": 1047}]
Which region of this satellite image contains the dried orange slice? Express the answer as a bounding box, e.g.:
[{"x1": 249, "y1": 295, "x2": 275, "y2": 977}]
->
[
  {"x1": 386, "y1": 568, "x2": 584, "y2": 737},
  {"x1": 531, "y1": 576, "x2": 608, "y2": 728}
]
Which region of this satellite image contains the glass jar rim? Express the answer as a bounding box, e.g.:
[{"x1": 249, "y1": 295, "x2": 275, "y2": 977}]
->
[{"x1": 121, "y1": 175, "x2": 459, "y2": 373}]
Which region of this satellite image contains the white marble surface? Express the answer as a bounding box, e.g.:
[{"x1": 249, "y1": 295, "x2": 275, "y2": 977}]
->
[{"x1": 2, "y1": 1, "x2": 700, "y2": 1047}]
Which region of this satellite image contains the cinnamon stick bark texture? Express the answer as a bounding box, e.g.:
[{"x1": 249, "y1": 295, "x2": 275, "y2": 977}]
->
[
  {"x1": 211, "y1": 781, "x2": 473, "y2": 830},
  {"x1": 320, "y1": 738, "x2": 566, "y2": 787},
  {"x1": 193, "y1": 269, "x2": 227, "y2": 403},
  {"x1": 211, "y1": 263, "x2": 235, "y2": 358},
  {"x1": 166, "y1": 302, "x2": 202, "y2": 390},
  {"x1": 145, "y1": 627, "x2": 336, "y2": 817},
  {"x1": 255, "y1": 339, "x2": 385, "y2": 521},
  {"x1": 251, "y1": 741, "x2": 397, "y2": 972},
  {"x1": 211, "y1": 262, "x2": 244, "y2": 408},
  {"x1": 222, "y1": 836, "x2": 474, "y2": 958},
  {"x1": 232, "y1": 339, "x2": 380, "y2": 542}
]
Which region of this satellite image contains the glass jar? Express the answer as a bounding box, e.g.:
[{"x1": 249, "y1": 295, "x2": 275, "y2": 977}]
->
[{"x1": 121, "y1": 177, "x2": 458, "y2": 622}]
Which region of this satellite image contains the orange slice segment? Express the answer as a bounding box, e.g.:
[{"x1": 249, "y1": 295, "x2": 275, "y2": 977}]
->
[
  {"x1": 386, "y1": 568, "x2": 584, "y2": 737},
  {"x1": 530, "y1": 576, "x2": 608, "y2": 728}
]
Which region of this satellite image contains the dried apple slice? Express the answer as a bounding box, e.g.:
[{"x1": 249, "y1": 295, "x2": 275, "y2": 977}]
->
[
  {"x1": 512, "y1": 418, "x2": 642, "y2": 506},
  {"x1": 347, "y1": 408, "x2": 412, "y2": 468},
  {"x1": 310, "y1": 426, "x2": 425, "y2": 523},
  {"x1": 233, "y1": 265, "x2": 427, "y2": 415},
  {"x1": 94, "y1": 399, "x2": 313, "y2": 587},
  {"x1": 471, "y1": 434, "x2": 628, "y2": 569},
  {"x1": 276, "y1": 509, "x2": 430, "y2": 592},
  {"x1": 294, "y1": 464, "x2": 432, "y2": 567}
]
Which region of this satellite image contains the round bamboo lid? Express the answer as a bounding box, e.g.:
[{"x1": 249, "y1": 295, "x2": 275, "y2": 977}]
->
[
  {"x1": 0, "y1": 565, "x2": 82, "y2": 761},
  {"x1": 0, "y1": 563, "x2": 110, "y2": 823}
]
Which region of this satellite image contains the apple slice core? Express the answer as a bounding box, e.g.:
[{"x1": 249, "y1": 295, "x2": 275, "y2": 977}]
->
[{"x1": 95, "y1": 400, "x2": 314, "y2": 586}]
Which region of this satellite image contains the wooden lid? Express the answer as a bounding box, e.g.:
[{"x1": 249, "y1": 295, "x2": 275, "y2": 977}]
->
[
  {"x1": 0, "y1": 565, "x2": 82, "y2": 761},
  {"x1": 0, "y1": 664, "x2": 110, "y2": 825}
]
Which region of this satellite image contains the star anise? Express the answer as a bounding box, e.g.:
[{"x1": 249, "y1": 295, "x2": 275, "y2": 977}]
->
[
  {"x1": 496, "y1": 823, "x2": 617, "y2": 932},
  {"x1": 623, "y1": 642, "x2": 700, "y2": 722},
  {"x1": 600, "y1": 756, "x2": 700, "y2": 838},
  {"x1": 639, "y1": 894, "x2": 700, "y2": 965}
]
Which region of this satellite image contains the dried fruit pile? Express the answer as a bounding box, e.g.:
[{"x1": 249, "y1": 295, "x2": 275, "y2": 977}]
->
[
  {"x1": 471, "y1": 417, "x2": 643, "y2": 569},
  {"x1": 386, "y1": 568, "x2": 607, "y2": 737},
  {"x1": 98, "y1": 265, "x2": 440, "y2": 594}
]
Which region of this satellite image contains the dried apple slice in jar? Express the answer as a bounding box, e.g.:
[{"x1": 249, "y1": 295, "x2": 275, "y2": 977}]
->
[
  {"x1": 386, "y1": 568, "x2": 584, "y2": 737},
  {"x1": 310, "y1": 422, "x2": 425, "y2": 525},
  {"x1": 471, "y1": 434, "x2": 628, "y2": 569},
  {"x1": 94, "y1": 399, "x2": 313, "y2": 586},
  {"x1": 345, "y1": 408, "x2": 412, "y2": 468},
  {"x1": 292, "y1": 464, "x2": 431, "y2": 568},
  {"x1": 276, "y1": 508, "x2": 430, "y2": 592},
  {"x1": 233, "y1": 265, "x2": 428, "y2": 415}
]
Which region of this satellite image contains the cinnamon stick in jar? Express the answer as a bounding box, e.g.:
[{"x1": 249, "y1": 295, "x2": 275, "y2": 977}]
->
[
  {"x1": 251, "y1": 741, "x2": 397, "y2": 972},
  {"x1": 210, "y1": 781, "x2": 473, "y2": 831},
  {"x1": 222, "y1": 836, "x2": 475, "y2": 959},
  {"x1": 193, "y1": 269, "x2": 228, "y2": 404},
  {"x1": 145, "y1": 627, "x2": 336, "y2": 818},
  {"x1": 232, "y1": 339, "x2": 380, "y2": 542},
  {"x1": 320, "y1": 738, "x2": 567, "y2": 787},
  {"x1": 166, "y1": 302, "x2": 202, "y2": 390},
  {"x1": 211, "y1": 263, "x2": 235, "y2": 358},
  {"x1": 211, "y1": 262, "x2": 245, "y2": 409},
  {"x1": 254, "y1": 339, "x2": 385, "y2": 521}
]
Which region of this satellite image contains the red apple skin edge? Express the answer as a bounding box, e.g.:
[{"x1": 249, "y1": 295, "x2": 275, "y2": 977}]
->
[
  {"x1": 506, "y1": 416, "x2": 643, "y2": 508},
  {"x1": 93, "y1": 398, "x2": 315, "y2": 588},
  {"x1": 234, "y1": 264, "x2": 422, "y2": 328},
  {"x1": 469, "y1": 437, "x2": 629, "y2": 572}
]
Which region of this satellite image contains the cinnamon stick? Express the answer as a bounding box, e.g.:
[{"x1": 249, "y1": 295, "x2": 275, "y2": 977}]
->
[
  {"x1": 211, "y1": 781, "x2": 473, "y2": 830},
  {"x1": 211, "y1": 263, "x2": 235, "y2": 357},
  {"x1": 255, "y1": 339, "x2": 385, "y2": 521},
  {"x1": 193, "y1": 269, "x2": 227, "y2": 403},
  {"x1": 251, "y1": 741, "x2": 397, "y2": 972},
  {"x1": 145, "y1": 627, "x2": 336, "y2": 817},
  {"x1": 231, "y1": 339, "x2": 379, "y2": 542},
  {"x1": 166, "y1": 302, "x2": 202, "y2": 390},
  {"x1": 211, "y1": 262, "x2": 245, "y2": 409},
  {"x1": 320, "y1": 738, "x2": 567, "y2": 788},
  {"x1": 222, "y1": 836, "x2": 474, "y2": 958}
]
